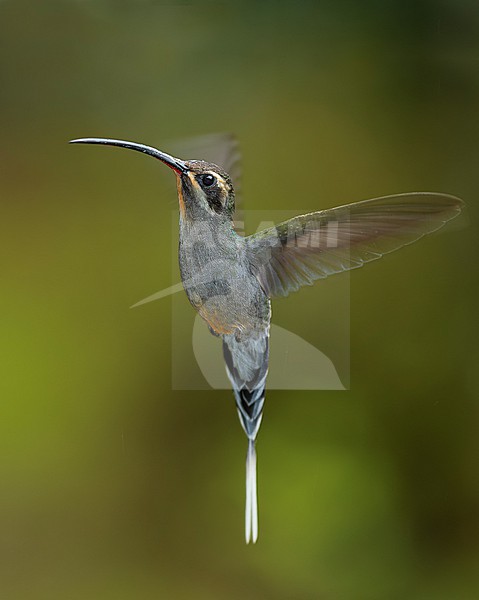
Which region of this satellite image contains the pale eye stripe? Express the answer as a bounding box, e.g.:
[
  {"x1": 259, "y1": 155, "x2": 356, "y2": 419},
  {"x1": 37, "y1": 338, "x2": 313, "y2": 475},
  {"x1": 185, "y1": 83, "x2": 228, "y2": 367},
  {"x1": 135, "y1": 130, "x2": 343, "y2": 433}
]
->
[
  {"x1": 205, "y1": 171, "x2": 227, "y2": 188},
  {"x1": 187, "y1": 171, "x2": 221, "y2": 214}
]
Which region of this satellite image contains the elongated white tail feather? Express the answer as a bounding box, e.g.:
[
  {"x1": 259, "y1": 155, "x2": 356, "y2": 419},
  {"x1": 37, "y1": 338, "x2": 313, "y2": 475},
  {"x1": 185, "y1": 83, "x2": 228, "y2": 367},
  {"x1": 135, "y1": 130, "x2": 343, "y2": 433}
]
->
[
  {"x1": 222, "y1": 332, "x2": 268, "y2": 544},
  {"x1": 245, "y1": 440, "x2": 258, "y2": 544}
]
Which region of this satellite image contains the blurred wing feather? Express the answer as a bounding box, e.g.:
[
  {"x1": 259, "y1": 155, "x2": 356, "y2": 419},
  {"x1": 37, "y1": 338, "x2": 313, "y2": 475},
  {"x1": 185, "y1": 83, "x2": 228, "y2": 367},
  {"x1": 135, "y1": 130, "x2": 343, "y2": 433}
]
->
[{"x1": 247, "y1": 192, "x2": 463, "y2": 298}]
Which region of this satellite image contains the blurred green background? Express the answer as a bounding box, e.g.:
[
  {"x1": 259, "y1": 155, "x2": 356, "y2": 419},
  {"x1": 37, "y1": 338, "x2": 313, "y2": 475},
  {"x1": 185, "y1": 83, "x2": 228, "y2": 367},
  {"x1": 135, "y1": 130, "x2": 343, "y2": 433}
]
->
[{"x1": 1, "y1": 1, "x2": 478, "y2": 598}]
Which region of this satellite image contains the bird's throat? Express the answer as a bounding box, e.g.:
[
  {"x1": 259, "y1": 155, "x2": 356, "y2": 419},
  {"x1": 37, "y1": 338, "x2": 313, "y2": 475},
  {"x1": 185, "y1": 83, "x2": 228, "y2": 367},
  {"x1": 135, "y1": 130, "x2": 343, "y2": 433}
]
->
[{"x1": 175, "y1": 174, "x2": 187, "y2": 218}]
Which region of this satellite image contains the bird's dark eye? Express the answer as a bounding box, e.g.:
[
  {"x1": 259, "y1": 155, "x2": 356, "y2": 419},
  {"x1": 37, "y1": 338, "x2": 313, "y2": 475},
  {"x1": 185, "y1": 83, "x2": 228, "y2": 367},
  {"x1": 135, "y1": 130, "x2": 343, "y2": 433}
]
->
[{"x1": 201, "y1": 174, "x2": 216, "y2": 187}]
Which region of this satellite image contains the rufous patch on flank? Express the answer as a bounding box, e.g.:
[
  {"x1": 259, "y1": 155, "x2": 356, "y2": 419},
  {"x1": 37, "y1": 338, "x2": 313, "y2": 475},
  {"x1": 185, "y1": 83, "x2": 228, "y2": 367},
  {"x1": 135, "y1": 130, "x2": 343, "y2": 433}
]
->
[{"x1": 199, "y1": 306, "x2": 236, "y2": 335}]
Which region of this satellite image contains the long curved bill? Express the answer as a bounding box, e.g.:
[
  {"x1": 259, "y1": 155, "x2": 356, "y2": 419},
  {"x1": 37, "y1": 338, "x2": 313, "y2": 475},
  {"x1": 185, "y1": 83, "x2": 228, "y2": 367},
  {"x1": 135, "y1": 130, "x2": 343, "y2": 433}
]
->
[{"x1": 69, "y1": 137, "x2": 188, "y2": 174}]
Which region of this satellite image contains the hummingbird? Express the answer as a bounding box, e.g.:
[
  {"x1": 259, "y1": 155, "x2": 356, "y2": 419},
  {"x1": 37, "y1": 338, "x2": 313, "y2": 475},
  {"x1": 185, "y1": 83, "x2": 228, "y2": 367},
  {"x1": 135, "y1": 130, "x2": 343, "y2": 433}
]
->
[{"x1": 70, "y1": 136, "x2": 463, "y2": 543}]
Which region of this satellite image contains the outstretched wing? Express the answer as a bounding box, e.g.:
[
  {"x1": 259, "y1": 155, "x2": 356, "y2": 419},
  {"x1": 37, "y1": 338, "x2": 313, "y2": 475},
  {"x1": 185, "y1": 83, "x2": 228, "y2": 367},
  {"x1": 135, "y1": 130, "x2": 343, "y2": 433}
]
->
[{"x1": 247, "y1": 192, "x2": 463, "y2": 298}]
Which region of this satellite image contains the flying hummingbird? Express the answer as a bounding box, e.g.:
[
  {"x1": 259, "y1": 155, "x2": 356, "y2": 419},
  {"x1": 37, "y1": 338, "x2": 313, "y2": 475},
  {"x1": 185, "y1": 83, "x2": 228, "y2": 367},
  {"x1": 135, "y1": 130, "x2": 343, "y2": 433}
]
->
[{"x1": 70, "y1": 136, "x2": 463, "y2": 543}]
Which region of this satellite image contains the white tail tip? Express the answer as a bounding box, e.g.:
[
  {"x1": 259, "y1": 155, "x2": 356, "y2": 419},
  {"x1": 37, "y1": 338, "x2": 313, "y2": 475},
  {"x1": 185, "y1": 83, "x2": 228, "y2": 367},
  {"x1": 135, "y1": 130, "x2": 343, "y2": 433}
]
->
[{"x1": 245, "y1": 440, "x2": 258, "y2": 544}]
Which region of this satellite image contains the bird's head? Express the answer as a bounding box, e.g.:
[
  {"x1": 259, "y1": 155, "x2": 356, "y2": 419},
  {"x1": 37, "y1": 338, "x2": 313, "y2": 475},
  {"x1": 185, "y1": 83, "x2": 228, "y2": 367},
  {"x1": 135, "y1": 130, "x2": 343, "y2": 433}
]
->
[{"x1": 69, "y1": 137, "x2": 236, "y2": 223}]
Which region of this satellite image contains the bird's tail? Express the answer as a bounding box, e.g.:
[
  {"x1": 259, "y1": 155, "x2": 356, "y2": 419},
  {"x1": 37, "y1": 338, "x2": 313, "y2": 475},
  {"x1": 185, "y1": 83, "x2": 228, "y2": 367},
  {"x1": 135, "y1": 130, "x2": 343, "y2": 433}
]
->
[
  {"x1": 246, "y1": 438, "x2": 258, "y2": 544},
  {"x1": 223, "y1": 332, "x2": 269, "y2": 544}
]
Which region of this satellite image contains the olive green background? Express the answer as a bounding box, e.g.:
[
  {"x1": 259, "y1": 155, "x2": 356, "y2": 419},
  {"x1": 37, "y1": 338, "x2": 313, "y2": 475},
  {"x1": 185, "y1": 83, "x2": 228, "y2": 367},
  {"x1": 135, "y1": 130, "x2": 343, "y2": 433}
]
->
[{"x1": 0, "y1": 1, "x2": 477, "y2": 598}]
